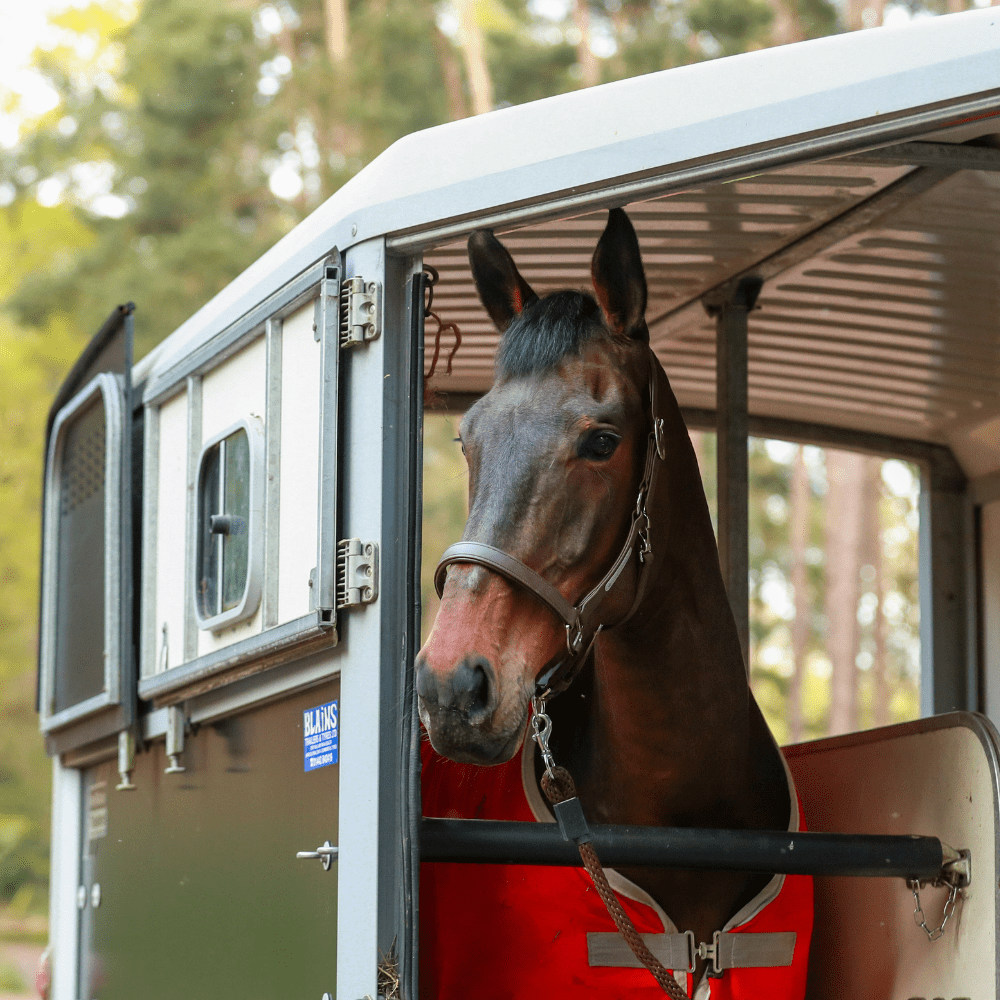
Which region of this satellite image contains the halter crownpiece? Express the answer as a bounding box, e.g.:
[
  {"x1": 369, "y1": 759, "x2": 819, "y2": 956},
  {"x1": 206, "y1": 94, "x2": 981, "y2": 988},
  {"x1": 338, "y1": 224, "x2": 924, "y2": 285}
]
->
[{"x1": 433, "y1": 346, "x2": 670, "y2": 700}]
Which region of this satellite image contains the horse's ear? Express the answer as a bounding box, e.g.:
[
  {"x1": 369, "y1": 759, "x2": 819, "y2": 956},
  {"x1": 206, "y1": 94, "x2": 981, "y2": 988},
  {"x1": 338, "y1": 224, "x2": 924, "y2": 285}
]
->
[
  {"x1": 591, "y1": 208, "x2": 649, "y2": 342},
  {"x1": 468, "y1": 229, "x2": 538, "y2": 333}
]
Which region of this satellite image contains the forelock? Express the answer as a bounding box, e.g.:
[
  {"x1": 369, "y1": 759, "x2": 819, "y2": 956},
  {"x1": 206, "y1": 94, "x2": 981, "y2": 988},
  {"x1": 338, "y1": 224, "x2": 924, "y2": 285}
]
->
[{"x1": 494, "y1": 290, "x2": 605, "y2": 380}]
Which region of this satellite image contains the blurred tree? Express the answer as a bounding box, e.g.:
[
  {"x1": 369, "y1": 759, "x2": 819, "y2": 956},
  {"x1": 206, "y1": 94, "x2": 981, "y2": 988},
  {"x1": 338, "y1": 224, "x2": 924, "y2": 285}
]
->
[
  {"x1": 4, "y1": 0, "x2": 459, "y2": 357},
  {"x1": 826, "y1": 449, "x2": 865, "y2": 735},
  {"x1": 0, "y1": 203, "x2": 88, "y2": 907},
  {"x1": 787, "y1": 447, "x2": 811, "y2": 741},
  {"x1": 688, "y1": 0, "x2": 775, "y2": 56}
]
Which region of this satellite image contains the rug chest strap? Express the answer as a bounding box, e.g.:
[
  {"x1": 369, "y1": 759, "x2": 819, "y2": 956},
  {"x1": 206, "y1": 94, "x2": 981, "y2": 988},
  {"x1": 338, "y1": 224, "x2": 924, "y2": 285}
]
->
[{"x1": 587, "y1": 930, "x2": 797, "y2": 976}]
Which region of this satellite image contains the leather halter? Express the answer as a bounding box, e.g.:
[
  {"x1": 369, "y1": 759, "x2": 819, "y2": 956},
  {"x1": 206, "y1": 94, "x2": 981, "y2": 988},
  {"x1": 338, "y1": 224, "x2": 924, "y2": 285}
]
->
[{"x1": 433, "y1": 348, "x2": 670, "y2": 700}]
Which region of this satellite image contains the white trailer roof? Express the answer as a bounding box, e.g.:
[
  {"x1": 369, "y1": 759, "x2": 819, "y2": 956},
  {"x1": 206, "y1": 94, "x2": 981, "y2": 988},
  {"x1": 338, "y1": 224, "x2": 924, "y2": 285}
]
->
[{"x1": 143, "y1": 8, "x2": 1000, "y2": 473}]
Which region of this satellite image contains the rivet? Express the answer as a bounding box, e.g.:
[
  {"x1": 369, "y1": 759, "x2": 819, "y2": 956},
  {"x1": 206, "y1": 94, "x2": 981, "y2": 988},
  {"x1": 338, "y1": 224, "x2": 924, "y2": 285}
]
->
[{"x1": 351, "y1": 224, "x2": 357, "y2": 237}]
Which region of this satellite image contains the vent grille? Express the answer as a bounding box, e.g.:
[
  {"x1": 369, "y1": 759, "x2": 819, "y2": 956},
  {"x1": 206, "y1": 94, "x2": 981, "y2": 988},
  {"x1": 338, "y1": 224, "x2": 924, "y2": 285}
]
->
[{"x1": 60, "y1": 399, "x2": 106, "y2": 515}]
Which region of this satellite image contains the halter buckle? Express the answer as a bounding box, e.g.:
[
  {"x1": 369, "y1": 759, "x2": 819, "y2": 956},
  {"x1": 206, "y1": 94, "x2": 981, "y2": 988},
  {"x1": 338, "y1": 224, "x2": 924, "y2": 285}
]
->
[
  {"x1": 566, "y1": 622, "x2": 584, "y2": 655},
  {"x1": 654, "y1": 418, "x2": 668, "y2": 461}
]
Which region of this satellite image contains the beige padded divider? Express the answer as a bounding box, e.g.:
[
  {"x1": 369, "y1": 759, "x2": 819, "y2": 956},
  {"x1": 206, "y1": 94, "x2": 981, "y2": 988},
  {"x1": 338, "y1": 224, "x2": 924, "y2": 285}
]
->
[{"x1": 786, "y1": 713, "x2": 998, "y2": 1000}]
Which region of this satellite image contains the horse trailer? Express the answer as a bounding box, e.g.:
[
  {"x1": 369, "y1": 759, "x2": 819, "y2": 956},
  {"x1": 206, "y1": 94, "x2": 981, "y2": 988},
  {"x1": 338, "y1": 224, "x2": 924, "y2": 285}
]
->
[{"x1": 37, "y1": 8, "x2": 1000, "y2": 999}]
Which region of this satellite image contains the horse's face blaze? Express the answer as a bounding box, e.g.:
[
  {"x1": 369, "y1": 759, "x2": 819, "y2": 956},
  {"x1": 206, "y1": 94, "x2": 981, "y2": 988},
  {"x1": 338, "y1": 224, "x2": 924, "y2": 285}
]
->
[{"x1": 417, "y1": 342, "x2": 647, "y2": 763}]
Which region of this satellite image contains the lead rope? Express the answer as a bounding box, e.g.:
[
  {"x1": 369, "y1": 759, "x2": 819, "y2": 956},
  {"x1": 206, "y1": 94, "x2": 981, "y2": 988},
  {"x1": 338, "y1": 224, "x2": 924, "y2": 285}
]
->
[{"x1": 532, "y1": 699, "x2": 691, "y2": 1000}]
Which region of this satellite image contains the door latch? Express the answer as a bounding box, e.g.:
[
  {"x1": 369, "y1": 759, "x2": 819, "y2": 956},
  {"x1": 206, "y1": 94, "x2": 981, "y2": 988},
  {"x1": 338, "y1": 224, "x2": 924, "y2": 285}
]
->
[{"x1": 296, "y1": 840, "x2": 339, "y2": 871}]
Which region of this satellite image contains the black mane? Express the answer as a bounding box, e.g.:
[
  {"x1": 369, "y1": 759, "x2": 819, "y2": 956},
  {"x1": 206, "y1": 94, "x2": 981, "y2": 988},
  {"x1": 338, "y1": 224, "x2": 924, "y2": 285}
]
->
[{"x1": 495, "y1": 290, "x2": 605, "y2": 380}]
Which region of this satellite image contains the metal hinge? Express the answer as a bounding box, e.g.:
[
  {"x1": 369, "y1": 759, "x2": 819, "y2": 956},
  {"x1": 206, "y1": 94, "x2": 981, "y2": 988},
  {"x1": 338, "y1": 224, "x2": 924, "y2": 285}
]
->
[
  {"x1": 339, "y1": 276, "x2": 380, "y2": 348},
  {"x1": 336, "y1": 539, "x2": 379, "y2": 609}
]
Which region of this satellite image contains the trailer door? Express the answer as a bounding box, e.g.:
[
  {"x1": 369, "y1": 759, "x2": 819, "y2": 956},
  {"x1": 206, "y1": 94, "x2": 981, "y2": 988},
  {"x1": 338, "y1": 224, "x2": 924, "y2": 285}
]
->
[{"x1": 76, "y1": 680, "x2": 340, "y2": 1000}]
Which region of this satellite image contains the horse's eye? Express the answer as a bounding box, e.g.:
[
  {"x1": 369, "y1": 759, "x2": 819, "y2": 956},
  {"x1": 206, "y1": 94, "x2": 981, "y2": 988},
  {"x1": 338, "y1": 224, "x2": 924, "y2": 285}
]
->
[{"x1": 580, "y1": 431, "x2": 620, "y2": 460}]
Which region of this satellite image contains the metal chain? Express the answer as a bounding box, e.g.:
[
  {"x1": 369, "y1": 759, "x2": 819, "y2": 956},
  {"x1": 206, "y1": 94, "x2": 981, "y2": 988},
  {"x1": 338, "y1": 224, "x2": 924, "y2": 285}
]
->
[{"x1": 908, "y1": 878, "x2": 960, "y2": 942}]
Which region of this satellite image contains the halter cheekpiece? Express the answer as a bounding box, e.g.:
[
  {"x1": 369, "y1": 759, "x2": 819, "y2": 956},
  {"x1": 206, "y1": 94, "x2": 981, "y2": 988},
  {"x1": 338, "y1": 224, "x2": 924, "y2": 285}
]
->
[{"x1": 433, "y1": 347, "x2": 670, "y2": 700}]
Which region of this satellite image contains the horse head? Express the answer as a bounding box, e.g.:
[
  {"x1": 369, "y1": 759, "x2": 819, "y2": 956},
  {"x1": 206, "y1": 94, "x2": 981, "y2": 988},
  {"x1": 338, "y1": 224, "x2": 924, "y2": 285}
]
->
[{"x1": 416, "y1": 209, "x2": 660, "y2": 764}]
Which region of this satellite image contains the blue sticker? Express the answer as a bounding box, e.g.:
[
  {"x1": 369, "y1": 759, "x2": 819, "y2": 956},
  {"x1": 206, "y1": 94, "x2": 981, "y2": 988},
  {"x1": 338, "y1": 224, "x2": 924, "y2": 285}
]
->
[{"x1": 303, "y1": 700, "x2": 338, "y2": 771}]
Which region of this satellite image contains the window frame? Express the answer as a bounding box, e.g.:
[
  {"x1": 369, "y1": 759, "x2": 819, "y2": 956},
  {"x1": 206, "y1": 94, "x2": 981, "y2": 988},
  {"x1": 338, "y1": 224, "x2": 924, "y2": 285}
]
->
[
  {"x1": 39, "y1": 372, "x2": 125, "y2": 733},
  {"x1": 193, "y1": 417, "x2": 266, "y2": 632}
]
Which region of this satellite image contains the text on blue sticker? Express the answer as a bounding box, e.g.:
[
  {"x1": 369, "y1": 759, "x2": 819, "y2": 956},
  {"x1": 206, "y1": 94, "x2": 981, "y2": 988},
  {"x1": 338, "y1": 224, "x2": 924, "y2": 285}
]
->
[{"x1": 304, "y1": 700, "x2": 338, "y2": 771}]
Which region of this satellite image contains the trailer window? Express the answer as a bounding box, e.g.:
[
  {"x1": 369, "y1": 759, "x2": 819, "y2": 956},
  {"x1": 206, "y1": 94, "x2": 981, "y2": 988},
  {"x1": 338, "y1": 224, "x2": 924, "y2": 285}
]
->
[
  {"x1": 40, "y1": 373, "x2": 125, "y2": 731},
  {"x1": 195, "y1": 419, "x2": 264, "y2": 631},
  {"x1": 53, "y1": 397, "x2": 107, "y2": 712},
  {"x1": 688, "y1": 435, "x2": 922, "y2": 743}
]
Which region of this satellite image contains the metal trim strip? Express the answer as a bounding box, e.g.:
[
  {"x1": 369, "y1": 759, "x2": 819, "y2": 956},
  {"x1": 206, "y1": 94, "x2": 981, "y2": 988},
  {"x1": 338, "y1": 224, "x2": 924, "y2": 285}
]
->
[
  {"x1": 140, "y1": 404, "x2": 159, "y2": 679},
  {"x1": 182, "y1": 375, "x2": 202, "y2": 661},
  {"x1": 263, "y1": 317, "x2": 283, "y2": 628},
  {"x1": 385, "y1": 92, "x2": 1000, "y2": 254},
  {"x1": 841, "y1": 140, "x2": 1000, "y2": 172},
  {"x1": 315, "y1": 265, "x2": 341, "y2": 613},
  {"x1": 143, "y1": 257, "x2": 332, "y2": 405},
  {"x1": 137, "y1": 611, "x2": 333, "y2": 703}
]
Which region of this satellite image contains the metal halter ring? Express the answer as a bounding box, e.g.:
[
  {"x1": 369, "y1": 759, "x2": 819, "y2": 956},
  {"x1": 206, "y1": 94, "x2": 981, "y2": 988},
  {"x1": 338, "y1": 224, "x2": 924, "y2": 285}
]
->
[{"x1": 566, "y1": 622, "x2": 584, "y2": 654}]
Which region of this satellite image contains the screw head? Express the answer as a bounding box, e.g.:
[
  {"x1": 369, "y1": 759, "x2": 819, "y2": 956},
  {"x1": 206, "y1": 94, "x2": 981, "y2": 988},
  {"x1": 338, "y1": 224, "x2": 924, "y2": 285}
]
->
[{"x1": 351, "y1": 224, "x2": 357, "y2": 237}]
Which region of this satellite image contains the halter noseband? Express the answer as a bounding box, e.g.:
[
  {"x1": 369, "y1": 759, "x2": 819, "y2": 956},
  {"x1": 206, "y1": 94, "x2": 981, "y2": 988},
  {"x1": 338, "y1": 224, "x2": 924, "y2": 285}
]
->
[{"x1": 433, "y1": 348, "x2": 669, "y2": 700}]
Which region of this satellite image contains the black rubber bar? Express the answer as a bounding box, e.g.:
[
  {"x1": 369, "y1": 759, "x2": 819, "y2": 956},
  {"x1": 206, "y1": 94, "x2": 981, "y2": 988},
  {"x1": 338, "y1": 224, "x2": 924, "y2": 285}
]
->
[{"x1": 421, "y1": 818, "x2": 945, "y2": 880}]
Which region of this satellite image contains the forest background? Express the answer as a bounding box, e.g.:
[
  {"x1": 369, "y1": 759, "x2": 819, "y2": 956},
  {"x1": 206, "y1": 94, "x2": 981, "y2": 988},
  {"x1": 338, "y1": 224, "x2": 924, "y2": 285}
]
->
[{"x1": 0, "y1": 0, "x2": 989, "y2": 977}]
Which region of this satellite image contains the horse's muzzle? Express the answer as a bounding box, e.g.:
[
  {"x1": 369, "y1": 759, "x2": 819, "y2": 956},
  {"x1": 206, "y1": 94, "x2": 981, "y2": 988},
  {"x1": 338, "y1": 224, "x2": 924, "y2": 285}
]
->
[
  {"x1": 415, "y1": 653, "x2": 495, "y2": 720},
  {"x1": 415, "y1": 653, "x2": 527, "y2": 763}
]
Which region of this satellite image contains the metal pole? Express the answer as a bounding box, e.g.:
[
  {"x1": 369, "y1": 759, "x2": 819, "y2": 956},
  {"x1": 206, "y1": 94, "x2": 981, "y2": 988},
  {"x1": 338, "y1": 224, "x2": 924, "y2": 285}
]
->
[
  {"x1": 421, "y1": 818, "x2": 955, "y2": 881},
  {"x1": 919, "y1": 457, "x2": 973, "y2": 715},
  {"x1": 704, "y1": 276, "x2": 761, "y2": 671}
]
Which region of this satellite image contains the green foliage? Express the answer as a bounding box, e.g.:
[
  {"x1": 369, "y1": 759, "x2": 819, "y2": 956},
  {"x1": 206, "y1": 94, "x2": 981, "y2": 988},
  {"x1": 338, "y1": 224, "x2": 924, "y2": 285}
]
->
[
  {"x1": 420, "y1": 415, "x2": 468, "y2": 644},
  {"x1": 794, "y1": 0, "x2": 839, "y2": 39},
  {"x1": 7, "y1": 0, "x2": 294, "y2": 357},
  {"x1": 0, "y1": 317, "x2": 69, "y2": 907},
  {"x1": 688, "y1": 0, "x2": 775, "y2": 55},
  {"x1": 0, "y1": 958, "x2": 27, "y2": 994},
  {"x1": 488, "y1": 30, "x2": 578, "y2": 106},
  {"x1": 350, "y1": 0, "x2": 455, "y2": 155}
]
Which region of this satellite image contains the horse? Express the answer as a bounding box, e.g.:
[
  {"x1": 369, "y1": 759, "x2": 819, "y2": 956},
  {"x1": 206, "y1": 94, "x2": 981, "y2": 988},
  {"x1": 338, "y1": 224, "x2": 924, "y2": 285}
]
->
[{"x1": 415, "y1": 209, "x2": 813, "y2": 999}]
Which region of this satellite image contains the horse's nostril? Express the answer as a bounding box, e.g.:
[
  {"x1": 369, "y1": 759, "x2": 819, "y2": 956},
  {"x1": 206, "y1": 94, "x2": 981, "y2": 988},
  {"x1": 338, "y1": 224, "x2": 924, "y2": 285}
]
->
[
  {"x1": 450, "y1": 658, "x2": 491, "y2": 717},
  {"x1": 414, "y1": 658, "x2": 439, "y2": 706}
]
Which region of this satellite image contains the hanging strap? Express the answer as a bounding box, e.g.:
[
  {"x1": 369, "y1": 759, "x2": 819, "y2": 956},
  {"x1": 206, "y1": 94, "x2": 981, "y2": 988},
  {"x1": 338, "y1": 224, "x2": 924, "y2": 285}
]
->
[{"x1": 539, "y1": 763, "x2": 691, "y2": 1000}]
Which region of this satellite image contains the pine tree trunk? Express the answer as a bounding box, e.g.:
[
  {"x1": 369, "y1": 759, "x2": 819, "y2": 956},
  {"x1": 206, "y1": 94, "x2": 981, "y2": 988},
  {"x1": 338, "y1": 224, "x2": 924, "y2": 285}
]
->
[
  {"x1": 570, "y1": 0, "x2": 600, "y2": 88},
  {"x1": 788, "y1": 447, "x2": 810, "y2": 742},
  {"x1": 455, "y1": 0, "x2": 495, "y2": 115},
  {"x1": 765, "y1": 0, "x2": 805, "y2": 45},
  {"x1": 864, "y1": 457, "x2": 891, "y2": 727},
  {"x1": 323, "y1": 0, "x2": 349, "y2": 63},
  {"x1": 433, "y1": 28, "x2": 470, "y2": 121},
  {"x1": 847, "y1": 0, "x2": 884, "y2": 29},
  {"x1": 826, "y1": 450, "x2": 866, "y2": 735}
]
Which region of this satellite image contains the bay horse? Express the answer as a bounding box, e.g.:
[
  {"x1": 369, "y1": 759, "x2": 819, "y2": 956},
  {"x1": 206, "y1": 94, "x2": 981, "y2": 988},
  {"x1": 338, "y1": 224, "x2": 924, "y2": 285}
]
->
[{"x1": 415, "y1": 209, "x2": 812, "y2": 999}]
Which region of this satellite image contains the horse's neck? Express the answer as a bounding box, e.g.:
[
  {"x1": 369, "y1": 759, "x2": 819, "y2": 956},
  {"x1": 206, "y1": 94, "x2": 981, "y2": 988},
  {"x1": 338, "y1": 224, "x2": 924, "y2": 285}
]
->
[{"x1": 550, "y1": 406, "x2": 783, "y2": 831}]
